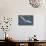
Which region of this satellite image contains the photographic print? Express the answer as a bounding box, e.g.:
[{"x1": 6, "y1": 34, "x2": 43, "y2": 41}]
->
[{"x1": 18, "y1": 15, "x2": 33, "y2": 25}]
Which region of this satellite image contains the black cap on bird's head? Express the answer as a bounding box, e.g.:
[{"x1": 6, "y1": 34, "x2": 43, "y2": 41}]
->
[{"x1": 34, "y1": 35, "x2": 36, "y2": 37}]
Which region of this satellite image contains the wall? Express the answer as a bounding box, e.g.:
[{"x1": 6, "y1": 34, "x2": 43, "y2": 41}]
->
[
  {"x1": 44, "y1": 15, "x2": 46, "y2": 40},
  {"x1": 8, "y1": 15, "x2": 45, "y2": 40},
  {"x1": 0, "y1": 0, "x2": 46, "y2": 40}
]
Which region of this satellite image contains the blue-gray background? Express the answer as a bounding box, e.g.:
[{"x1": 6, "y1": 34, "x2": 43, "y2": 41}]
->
[{"x1": 18, "y1": 15, "x2": 33, "y2": 25}]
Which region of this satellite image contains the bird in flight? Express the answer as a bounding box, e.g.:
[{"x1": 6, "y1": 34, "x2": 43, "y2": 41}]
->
[{"x1": 20, "y1": 16, "x2": 32, "y2": 23}]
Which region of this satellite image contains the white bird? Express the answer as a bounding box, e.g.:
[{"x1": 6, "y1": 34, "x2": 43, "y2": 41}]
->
[{"x1": 20, "y1": 16, "x2": 32, "y2": 23}]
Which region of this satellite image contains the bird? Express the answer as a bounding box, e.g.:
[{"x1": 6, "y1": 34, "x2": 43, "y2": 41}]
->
[{"x1": 20, "y1": 16, "x2": 32, "y2": 23}]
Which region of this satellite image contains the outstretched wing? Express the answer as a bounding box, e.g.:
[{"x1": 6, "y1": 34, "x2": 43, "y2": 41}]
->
[{"x1": 20, "y1": 16, "x2": 32, "y2": 23}]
